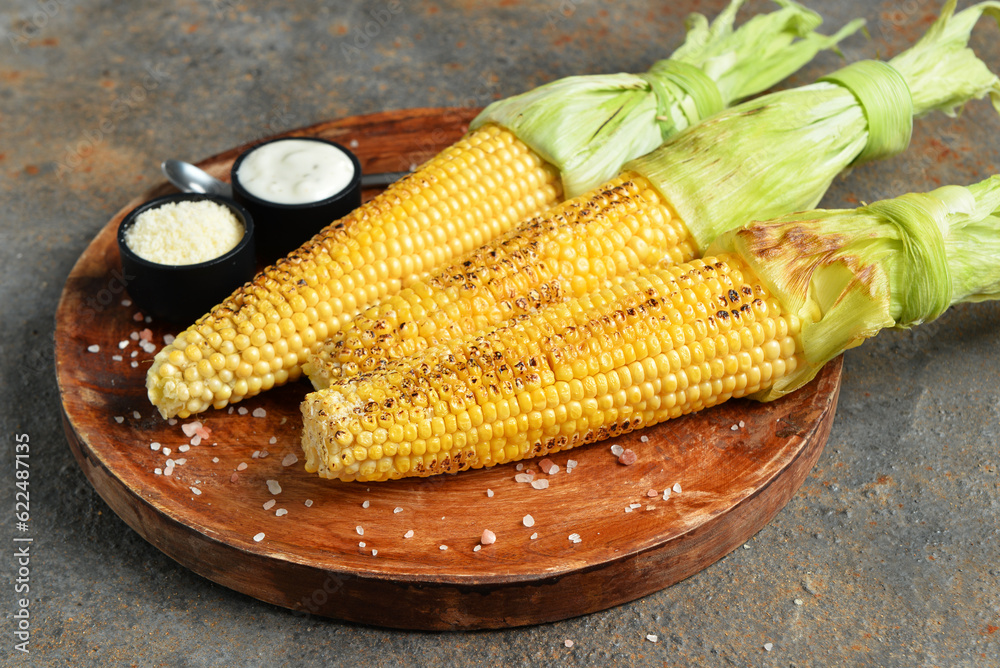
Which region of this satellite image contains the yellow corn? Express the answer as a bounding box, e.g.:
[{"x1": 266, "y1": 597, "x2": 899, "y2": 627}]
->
[
  {"x1": 305, "y1": 172, "x2": 696, "y2": 389},
  {"x1": 300, "y1": 255, "x2": 803, "y2": 481},
  {"x1": 146, "y1": 123, "x2": 563, "y2": 418}
]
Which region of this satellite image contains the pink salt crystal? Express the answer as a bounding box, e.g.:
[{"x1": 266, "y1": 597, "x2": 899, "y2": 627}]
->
[
  {"x1": 538, "y1": 458, "x2": 559, "y2": 475},
  {"x1": 133, "y1": 312, "x2": 144, "y2": 322},
  {"x1": 646, "y1": 488, "x2": 658, "y2": 497},
  {"x1": 181, "y1": 421, "x2": 202, "y2": 437},
  {"x1": 480, "y1": 529, "x2": 496, "y2": 545},
  {"x1": 139, "y1": 328, "x2": 153, "y2": 342},
  {"x1": 195, "y1": 425, "x2": 211, "y2": 439},
  {"x1": 617, "y1": 449, "x2": 638, "y2": 466},
  {"x1": 237, "y1": 462, "x2": 248, "y2": 471}
]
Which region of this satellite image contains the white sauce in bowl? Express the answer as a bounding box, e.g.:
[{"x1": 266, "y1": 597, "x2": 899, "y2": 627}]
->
[{"x1": 236, "y1": 139, "x2": 356, "y2": 205}]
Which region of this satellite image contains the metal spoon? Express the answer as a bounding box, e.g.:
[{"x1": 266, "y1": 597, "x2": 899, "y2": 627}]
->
[{"x1": 161, "y1": 159, "x2": 408, "y2": 196}]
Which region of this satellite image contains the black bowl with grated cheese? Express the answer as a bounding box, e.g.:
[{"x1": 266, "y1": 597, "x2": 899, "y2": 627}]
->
[{"x1": 117, "y1": 193, "x2": 256, "y2": 323}]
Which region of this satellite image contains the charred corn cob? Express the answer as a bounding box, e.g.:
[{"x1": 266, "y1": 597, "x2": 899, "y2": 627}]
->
[
  {"x1": 301, "y1": 173, "x2": 1000, "y2": 481},
  {"x1": 147, "y1": 0, "x2": 859, "y2": 418},
  {"x1": 305, "y1": 173, "x2": 694, "y2": 387},
  {"x1": 302, "y1": 256, "x2": 801, "y2": 481},
  {"x1": 148, "y1": 124, "x2": 561, "y2": 417},
  {"x1": 305, "y1": 0, "x2": 1000, "y2": 389}
]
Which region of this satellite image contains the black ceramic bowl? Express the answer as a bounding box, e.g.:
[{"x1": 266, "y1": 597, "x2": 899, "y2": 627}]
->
[
  {"x1": 117, "y1": 193, "x2": 256, "y2": 323},
  {"x1": 230, "y1": 137, "x2": 362, "y2": 263}
]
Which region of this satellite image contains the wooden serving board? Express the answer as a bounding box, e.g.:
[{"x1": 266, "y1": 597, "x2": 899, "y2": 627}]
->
[{"x1": 55, "y1": 107, "x2": 842, "y2": 631}]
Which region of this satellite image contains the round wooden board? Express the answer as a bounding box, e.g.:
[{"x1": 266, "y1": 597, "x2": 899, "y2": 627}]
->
[{"x1": 55, "y1": 107, "x2": 843, "y2": 631}]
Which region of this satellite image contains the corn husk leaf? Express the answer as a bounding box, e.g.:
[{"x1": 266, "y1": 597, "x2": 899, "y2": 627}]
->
[
  {"x1": 708, "y1": 175, "x2": 1000, "y2": 400},
  {"x1": 627, "y1": 0, "x2": 1000, "y2": 252},
  {"x1": 471, "y1": 0, "x2": 862, "y2": 197}
]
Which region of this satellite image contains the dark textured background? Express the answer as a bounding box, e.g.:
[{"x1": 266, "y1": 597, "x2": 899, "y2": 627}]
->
[{"x1": 1, "y1": 0, "x2": 999, "y2": 665}]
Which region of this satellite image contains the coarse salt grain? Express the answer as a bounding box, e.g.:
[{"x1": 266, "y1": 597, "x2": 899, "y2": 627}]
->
[
  {"x1": 625, "y1": 507, "x2": 633, "y2": 514},
  {"x1": 359, "y1": 541, "x2": 366, "y2": 548},
  {"x1": 252, "y1": 408, "x2": 267, "y2": 418},
  {"x1": 112, "y1": 355, "x2": 123, "y2": 361},
  {"x1": 238, "y1": 407, "x2": 249, "y2": 416},
  {"x1": 646, "y1": 488, "x2": 658, "y2": 497},
  {"x1": 269, "y1": 436, "x2": 277, "y2": 445},
  {"x1": 530, "y1": 532, "x2": 538, "y2": 540},
  {"x1": 266, "y1": 480, "x2": 282, "y2": 495},
  {"x1": 87, "y1": 344, "x2": 100, "y2": 353},
  {"x1": 610, "y1": 444, "x2": 624, "y2": 456},
  {"x1": 121, "y1": 299, "x2": 132, "y2": 306},
  {"x1": 163, "y1": 334, "x2": 175, "y2": 345},
  {"x1": 263, "y1": 499, "x2": 276, "y2": 510},
  {"x1": 362, "y1": 500, "x2": 370, "y2": 509},
  {"x1": 212, "y1": 457, "x2": 219, "y2": 463},
  {"x1": 114, "y1": 416, "x2": 124, "y2": 424},
  {"x1": 178, "y1": 444, "x2": 190, "y2": 453},
  {"x1": 190, "y1": 487, "x2": 201, "y2": 496},
  {"x1": 154, "y1": 468, "x2": 162, "y2": 475},
  {"x1": 181, "y1": 422, "x2": 201, "y2": 437},
  {"x1": 531, "y1": 479, "x2": 549, "y2": 490},
  {"x1": 522, "y1": 514, "x2": 535, "y2": 528},
  {"x1": 566, "y1": 459, "x2": 577, "y2": 472},
  {"x1": 133, "y1": 312, "x2": 144, "y2": 322},
  {"x1": 304, "y1": 500, "x2": 313, "y2": 507},
  {"x1": 164, "y1": 465, "x2": 174, "y2": 476},
  {"x1": 439, "y1": 545, "x2": 447, "y2": 551},
  {"x1": 646, "y1": 634, "x2": 658, "y2": 643},
  {"x1": 237, "y1": 462, "x2": 248, "y2": 471},
  {"x1": 275, "y1": 509, "x2": 287, "y2": 517},
  {"x1": 403, "y1": 530, "x2": 414, "y2": 538},
  {"x1": 473, "y1": 545, "x2": 481, "y2": 552},
  {"x1": 672, "y1": 482, "x2": 682, "y2": 494},
  {"x1": 731, "y1": 424, "x2": 739, "y2": 431},
  {"x1": 167, "y1": 418, "x2": 177, "y2": 426},
  {"x1": 764, "y1": 643, "x2": 773, "y2": 652},
  {"x1": 629, "y1": 503, "x2": 641, "y2": 509},
  {"x1": 663, "y1": 489, "x2": 671, "y2": 500},
  {"x1": 174, "y1": 458, "x2": 186, "y2": 465},
  {"x1": 130, "y1": 361, "x2": 138, "y2": 368},
  {"x1": 486, "y1": 489, "x2": 494, "y2": 498},
  {"x1": 481, "y1": 529, "x2": 496, "y2": 545},
  {"x1": 252, "y1": 450, "x2": 260, "y2": 458},
  {"x1": 515, "y1": 463, "x2": 524, "y2": 471},
  {"x1": 739, "y1": 420, "x2": 745, "y2": 428},
  {"x1": 393, "y1": 507, "x2": 403, "y2": 514},
  {"x1": 150, "y1": 442, "x2": 161, "y2": 451},
  {"x1": 230, "y1": 473, "x2": 239, "y2": 483},
  {"x1": 640, "y1": 435, "x2": 649, "y2": 442},
  {"x1": 162, "y1": 447, "x2": 171, "y2": 456},
  {"x1": 356, "y1": 526, "x2": 364, "y2": 536},
  {"x1": 253, "y1": 532, "x2": 265, "y2": 542},
  {"x1": 538, "y1": 458, "x2": 558, "y2": 475},
  {"x1": 564, "y1": 639, "x2": 574, "y2": 648},
  {"x1": 514, "y1": 472, "x2": 534, "y2": 483},
  {"x1": 372, "y1": 549, "x2": 377, "y2": 556},
  {"x1": 258, "y1": 450, "x2": 269, "y2": 458},
  {"x1": 190, "y1": 435, "x2": 201, "y2": 447},
  {"x1": 568, "y1": 533, "x2": 581, "y2": 543},
  {"x1": 279, "y1": 453, "x2": 298, "y2": 467},
  {"x1": 119, "y1": 340, "x2": 129, "y2": 349},
  {"x1": 618, "y1": 449, "x2": 638, "y2": 466}
]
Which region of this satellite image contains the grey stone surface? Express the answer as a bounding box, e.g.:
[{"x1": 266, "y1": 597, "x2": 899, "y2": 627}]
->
[{"x1": 1, "y1": 0, "x2": 998, "y2": 665}]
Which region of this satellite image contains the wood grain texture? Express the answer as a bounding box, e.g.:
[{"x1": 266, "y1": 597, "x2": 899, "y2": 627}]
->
[{"x1": 55, "y1": 107, "x2": 842, "y2": 630}]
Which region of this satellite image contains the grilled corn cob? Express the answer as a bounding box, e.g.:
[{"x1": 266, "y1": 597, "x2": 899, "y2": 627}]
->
[
  {"x1": 301, "y1": 174, "x2": 1000, "y2": 481},
  {"x1": 147, "y1": 1, "x2": 859, "y2": 418},
  {"x1": 305, "y1": 0, "x2": 1000, "y2": 389}
]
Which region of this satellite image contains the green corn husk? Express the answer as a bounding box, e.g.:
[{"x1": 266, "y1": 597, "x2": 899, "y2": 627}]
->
[
  {"x1": 471, "y1": 0, "x2": 862, "y2": 197},
  {"x1": 709, "y1": 175, "x2": 1000, "y2": 400},
  {"x1": 627, "y1": 0, "x2": 1000, "y2": 253}
]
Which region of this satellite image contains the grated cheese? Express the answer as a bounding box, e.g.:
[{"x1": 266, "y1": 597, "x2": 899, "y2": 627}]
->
[{"x1": 126, "y1": 200, "x2": 243, "y2": 265}]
